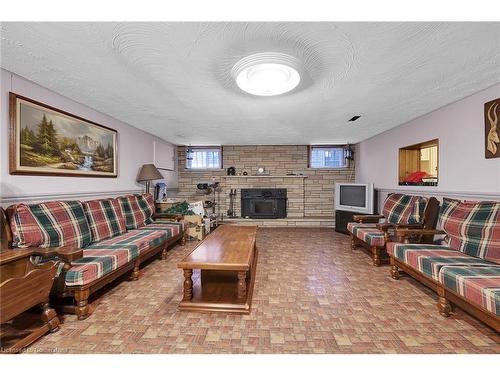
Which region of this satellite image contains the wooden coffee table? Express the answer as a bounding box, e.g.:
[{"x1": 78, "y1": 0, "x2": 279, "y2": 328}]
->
[{"x1": 177, "y1": 225, "x2": 257, "y2": 314}]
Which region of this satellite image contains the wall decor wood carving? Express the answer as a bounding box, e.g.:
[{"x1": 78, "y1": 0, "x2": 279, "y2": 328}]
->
[
  {"x1": 485, "y1": 98, "x2": 499, "y2": 159},
  {"x1": 9, "y1": 93, "x2": 118, "y2": 177}
]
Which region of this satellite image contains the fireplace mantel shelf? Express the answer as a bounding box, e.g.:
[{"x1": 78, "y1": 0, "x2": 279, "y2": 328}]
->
[{"x1": 221, "y1": 175, "x2": 308, "y2": 179}]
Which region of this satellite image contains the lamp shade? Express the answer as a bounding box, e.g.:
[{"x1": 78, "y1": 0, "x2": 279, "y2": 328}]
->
[{"x1": 137, "y1": 164, "x2": 163, "y2": 182}]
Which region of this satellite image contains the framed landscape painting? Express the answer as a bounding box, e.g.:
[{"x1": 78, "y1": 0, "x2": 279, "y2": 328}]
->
[{"x1": 9, "y1": 93, "x2": 118, "y2": 177}]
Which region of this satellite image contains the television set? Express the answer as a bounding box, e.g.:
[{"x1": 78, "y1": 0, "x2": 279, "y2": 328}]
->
[{"x1": 334, "y1": 183, "x2": 376, "y2": 214}]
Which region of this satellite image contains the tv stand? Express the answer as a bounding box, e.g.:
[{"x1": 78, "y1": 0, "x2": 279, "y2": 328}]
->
[{"x1": 335, "y1": 210, "x2": 371, "y2": 235}]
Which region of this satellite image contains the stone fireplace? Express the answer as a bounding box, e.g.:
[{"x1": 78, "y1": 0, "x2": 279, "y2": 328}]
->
[{"x1": 175, "y1": 145, "x2": 355, "y2": 227}]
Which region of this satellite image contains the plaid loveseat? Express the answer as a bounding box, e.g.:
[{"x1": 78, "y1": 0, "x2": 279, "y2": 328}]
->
[
  {"x1": 5, "y1": 193, "x2": 185, "y2": 319},
  {"x1": 388, "y1": 198, "x2": 500, "y2": 330},
  {"x1": 347, "y1": 193, "x2": 436, "y2": 266}
]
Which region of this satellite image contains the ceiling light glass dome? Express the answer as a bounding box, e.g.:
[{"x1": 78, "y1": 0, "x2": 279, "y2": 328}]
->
[{"x1": 231, "y1": 53, "x2": 301, "y2": 96}]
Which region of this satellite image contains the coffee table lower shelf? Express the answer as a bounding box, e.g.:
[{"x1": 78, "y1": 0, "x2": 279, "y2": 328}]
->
[{"x1": 178, "y1": 250, "x2": 258, "y2": 314}]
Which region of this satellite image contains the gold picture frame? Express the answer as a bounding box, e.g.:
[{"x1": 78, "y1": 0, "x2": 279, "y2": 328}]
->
[{"x1": 9, "y1": 93, "x2": 118, "y2": 177}]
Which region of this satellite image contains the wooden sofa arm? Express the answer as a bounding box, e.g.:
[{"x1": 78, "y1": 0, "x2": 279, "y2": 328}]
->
[
  {"x1": 0, "y1": 247, "x2": 83, "y2": 265},
  {"x1": 353, "y1": 214, "x2": 384, "y2": 223},
  {"x1": 395, "y1": 228, "x2": 446, "y2": 243},
  {"x1": 376, "y1": 223, "x2": 423, "y2": 231},
  {"x1": 0, "y1": 248, "x2": 39, "y2": 265},
  {"x1": 36, "y1": 247, "x2": 83, "y2": 263}
]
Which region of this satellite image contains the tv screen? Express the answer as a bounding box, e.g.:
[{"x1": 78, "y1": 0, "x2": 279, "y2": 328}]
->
[{"x1": 339, "y1": 185, "x2": 366, "y2": 207}]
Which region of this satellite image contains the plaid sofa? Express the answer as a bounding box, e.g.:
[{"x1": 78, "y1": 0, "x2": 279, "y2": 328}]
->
[
  {"x1": 5, "y1": 193, "x2": 185, "y2": 290},
  {"x1": 388, "y1": 198, "x2": 500, "y2": 324}
]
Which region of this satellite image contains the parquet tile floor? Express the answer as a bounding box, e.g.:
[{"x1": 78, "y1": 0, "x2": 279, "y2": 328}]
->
[{"x1": 29, "y1": 228, "x2": 499, "y2": 353}]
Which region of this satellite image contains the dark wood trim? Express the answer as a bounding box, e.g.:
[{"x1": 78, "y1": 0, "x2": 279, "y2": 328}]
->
[{"x1": 9, "y1": 92, "x2": 118, "y2": 178}]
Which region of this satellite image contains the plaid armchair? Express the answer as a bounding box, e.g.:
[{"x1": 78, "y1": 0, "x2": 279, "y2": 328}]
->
[{"x1": 347, "y1": 193, "x2": 439, "y2": 266}]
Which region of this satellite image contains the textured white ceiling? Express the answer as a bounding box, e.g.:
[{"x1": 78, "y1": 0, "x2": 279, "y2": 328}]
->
[{"x1": 1, "y1": 22, "x2": 499, "y2": 145}]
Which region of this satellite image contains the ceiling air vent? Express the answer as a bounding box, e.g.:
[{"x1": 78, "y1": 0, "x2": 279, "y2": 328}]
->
[{"x1": 348, "y1": 115, "x2": 361, "y2": 122}]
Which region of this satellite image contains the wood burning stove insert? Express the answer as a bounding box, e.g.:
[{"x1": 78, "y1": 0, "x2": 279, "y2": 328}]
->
[{"x1": 240, "y1": 188, "x2": 287, "y2": 219}]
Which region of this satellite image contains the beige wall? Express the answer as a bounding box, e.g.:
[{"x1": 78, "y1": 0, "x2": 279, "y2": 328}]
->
[{"x1": 177, "y1": 145, "x2": 355, "y2": 218}]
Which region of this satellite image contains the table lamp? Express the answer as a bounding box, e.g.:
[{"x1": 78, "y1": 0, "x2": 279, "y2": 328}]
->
[{"x1": 137, "y1": 164, "x2": 163, "y2": 193}]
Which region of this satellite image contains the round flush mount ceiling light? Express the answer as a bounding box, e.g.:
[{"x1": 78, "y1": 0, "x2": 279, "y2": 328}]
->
[{"x1": 231, "y1": 52, "x2": 301, "y2": 96}]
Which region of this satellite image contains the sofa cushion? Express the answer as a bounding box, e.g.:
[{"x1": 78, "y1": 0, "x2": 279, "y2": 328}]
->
[
  {"x1": 65, "y1": 229, "x2": 168, "y2": 286},
  {"x1": 382, "y1": 194, "x2": 428, "y2": 225},
  {"x1": 125, "y1": 230, "x2": 168, "y2": 254},
  {"x1": 83, "y1": 198, "x2": 127, "y2": 242},
  {"x1": 387, "y1": 243, "x2": 495, "y2": 280},
  {"x1": 89, "y1": 229, "x2": 167, "y2": 255},
  {"x1": 136, "y1": 193, "x2": 155, "y2": 220},
  {"x1": 118, "y1": 194, "x2": 154, "y2": 230},
  {"x1": 439, "y1": 265, "x2": 500, "y2": 316},
  {"x1": 65, "y1": 245, "x2": 140, "y2": 287},
  {"x1": 139, "y1": 220, "x2": 185, "y2": 238},
  {"x1": 439, "y1": 198, "x2": 500, "y2": 264},
  {"x1": 347, "y1": 222, "x2": 376, "y2": 233},
  {"x1": 7, "y1": 201, "x2": 92, "y2": 248},
  {"x1": 347, "y1": 223, "x2": 387, "y2": 247}
]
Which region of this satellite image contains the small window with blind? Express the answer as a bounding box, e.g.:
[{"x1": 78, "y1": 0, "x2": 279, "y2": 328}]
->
[
  {"x1": 308, "y1": 145, "x2": 347, "y2": 169},
  {"x1": 185, "y1": 146, "x2": 222, "y2": 170}
]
